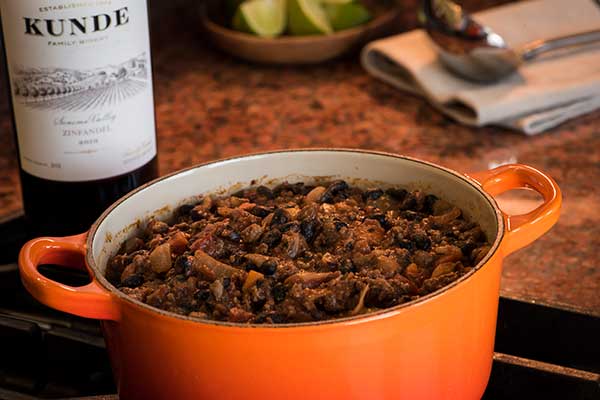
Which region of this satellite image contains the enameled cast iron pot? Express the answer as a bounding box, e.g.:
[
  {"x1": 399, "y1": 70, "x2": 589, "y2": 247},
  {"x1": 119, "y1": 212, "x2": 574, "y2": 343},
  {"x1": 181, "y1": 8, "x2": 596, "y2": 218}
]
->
[{"x1": 19, "y1": 150, "x2": 561, "y2": 400}]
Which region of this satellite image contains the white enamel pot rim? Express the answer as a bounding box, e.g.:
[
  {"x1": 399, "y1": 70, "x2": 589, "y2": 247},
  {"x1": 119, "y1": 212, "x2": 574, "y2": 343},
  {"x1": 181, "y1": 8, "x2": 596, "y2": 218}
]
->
[{"x1": 82, "y1": 148, "x2": 507, "y2": 328}]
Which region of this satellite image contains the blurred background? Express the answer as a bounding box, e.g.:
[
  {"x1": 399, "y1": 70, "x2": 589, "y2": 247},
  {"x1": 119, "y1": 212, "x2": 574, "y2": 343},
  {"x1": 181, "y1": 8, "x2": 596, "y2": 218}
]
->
[{"x1": 0, "y1": 0, "x2": 598, "y2": 399}]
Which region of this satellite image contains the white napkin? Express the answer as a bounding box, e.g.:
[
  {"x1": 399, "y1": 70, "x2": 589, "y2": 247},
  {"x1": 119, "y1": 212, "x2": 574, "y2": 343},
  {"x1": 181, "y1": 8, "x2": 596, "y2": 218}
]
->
[{"x1": 361, "y1": 0, "x2": 600, "y2": 134}]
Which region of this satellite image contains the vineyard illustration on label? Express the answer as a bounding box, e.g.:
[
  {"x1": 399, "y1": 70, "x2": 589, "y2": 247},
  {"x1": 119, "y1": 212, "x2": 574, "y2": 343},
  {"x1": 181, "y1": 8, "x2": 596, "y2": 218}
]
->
[{"x1": 12, "y1": 53, "x2": 148, "y2": 112}]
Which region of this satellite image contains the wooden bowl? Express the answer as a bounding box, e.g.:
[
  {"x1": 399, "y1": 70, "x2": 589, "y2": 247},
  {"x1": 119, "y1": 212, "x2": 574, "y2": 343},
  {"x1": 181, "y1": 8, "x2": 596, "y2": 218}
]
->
[{"x1": 200, "y1": 2, "x2": 400, "y2": 64}]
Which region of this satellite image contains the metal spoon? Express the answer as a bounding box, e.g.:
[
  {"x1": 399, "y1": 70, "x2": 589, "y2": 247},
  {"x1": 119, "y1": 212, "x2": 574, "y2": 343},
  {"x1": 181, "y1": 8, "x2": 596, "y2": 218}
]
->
[{"x1": 419, "y1": 0, "x2": 600, "y2": 82}]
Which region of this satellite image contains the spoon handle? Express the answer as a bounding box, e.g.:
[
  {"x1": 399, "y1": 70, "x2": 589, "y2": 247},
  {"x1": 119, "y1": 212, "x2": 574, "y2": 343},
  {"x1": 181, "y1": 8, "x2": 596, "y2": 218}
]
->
[{"x1": 521, "y1": 29, "x2": 600, "y2": 61}]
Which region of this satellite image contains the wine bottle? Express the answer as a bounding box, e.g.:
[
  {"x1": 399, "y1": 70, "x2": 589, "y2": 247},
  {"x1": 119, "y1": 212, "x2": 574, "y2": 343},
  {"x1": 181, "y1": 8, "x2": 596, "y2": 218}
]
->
[{"x1": 0, "y1": 1, "x2": 158, "y2": 237}]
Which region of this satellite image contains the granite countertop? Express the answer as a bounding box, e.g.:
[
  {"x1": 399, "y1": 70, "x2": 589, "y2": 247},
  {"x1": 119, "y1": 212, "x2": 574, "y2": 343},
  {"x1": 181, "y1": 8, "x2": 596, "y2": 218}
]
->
[{"x1": 0, "y1": 0, "x2": 598, "y2": 317}]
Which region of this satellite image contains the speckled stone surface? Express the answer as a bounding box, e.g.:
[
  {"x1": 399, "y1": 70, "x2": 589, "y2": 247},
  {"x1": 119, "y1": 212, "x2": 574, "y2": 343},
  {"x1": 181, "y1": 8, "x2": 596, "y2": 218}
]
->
[{"x1": 0, "y1": 0, "x2": 598, "y2": 315}]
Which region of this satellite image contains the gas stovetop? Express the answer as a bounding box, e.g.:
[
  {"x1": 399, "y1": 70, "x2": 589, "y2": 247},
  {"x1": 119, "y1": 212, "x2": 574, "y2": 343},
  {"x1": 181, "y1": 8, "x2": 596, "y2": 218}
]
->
[{"x1": 0, "y1": 213, "x2": 598, "y2": 400}]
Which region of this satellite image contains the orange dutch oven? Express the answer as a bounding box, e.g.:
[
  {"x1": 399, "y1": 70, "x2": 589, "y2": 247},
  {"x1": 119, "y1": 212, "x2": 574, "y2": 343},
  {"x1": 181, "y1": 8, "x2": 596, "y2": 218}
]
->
[{"x1": 18, "y1": 150, "x2": 561, "y2": 400}]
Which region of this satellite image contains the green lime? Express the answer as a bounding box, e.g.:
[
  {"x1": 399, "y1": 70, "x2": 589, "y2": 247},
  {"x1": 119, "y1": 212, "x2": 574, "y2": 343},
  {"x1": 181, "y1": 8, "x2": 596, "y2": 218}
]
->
[
  {"x1": 324, "y1": 3, "x2": 371, "y2": 31},
  {"x1": 288, "y1": 0, "x2": 333, "y2": 35},
  {"x1": 232, "y1": 0, "x2": 287, "y2": 38}
]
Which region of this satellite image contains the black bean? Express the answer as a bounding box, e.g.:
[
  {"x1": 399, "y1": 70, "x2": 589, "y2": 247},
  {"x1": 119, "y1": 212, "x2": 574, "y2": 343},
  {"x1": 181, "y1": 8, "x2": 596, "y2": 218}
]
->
[
  {"x1": 195, "y1": 289, "x2": 211, "y2": 302},
  {"x1": 272, "y1": 184, "x2": 287, "y2": 196},
  {"x1": 424, "y1": 194, "x2": 438, "y2": 213},
  {"x1": 121, "y1": 274, "x2": 143, "y2": 288},
  {"x1": 175, "y1": 255, "x2": 194, "y2": 275},
  {"x1": 401, "y1": 210, "x2": 422, "y2": 221},
  {"x1": 400, "y1": 196, "x2": 418, "y2": 211},
  {"x1": 272, "y1": 184, "x2": 287, "y2": 195},
  {"x1": 396, "y1": 239, "x2": 415, "y2": 251},
  {"x1": 292, "y1": 182, "x2": 306, "y2": 194},
  {"x1": 228, "y1": 231, "x2": 241, "y2": 242},
  {"x1": 271, "y1": 208, "x2": 289, "y2": 226},
  {"x1": 300, "y1": 219, "x2": 320, "y2": 242},
  {"x1": 251, "y1": 205, "x2": 272, "y2": 218},
  {"x1": 262, "y1": 229, "x2": 282, "y2": 247},
  {"x1": 300, "y1": 185, "x2": 315, "y2": 195},
  {"x1": 334, "y1": 220, "x2": 348, "y2": 231},
  {"x1": 443, "y1": 229, "x2": 458, "y2": 238},
  {"x1": 269, "y1": 314, "x2": 286, "y2": 324},
  {"x1": 256, "y1": 186, "x2": 274, "y2": 199},
  {"x1": 229, "y1": 253, "x2": 245, "y2": 267},
  {"x1": 386, "y1": 188, "x2": 408, "y2": 201},
  {"x1": 458, "y1": 240, "x2": 477, "y2": 256},
  {"x1": 256, "y1": 278, "x2": 267, "y2": 289},
  {"x1": 246, "y1": 263, "x2": 258, "y2": 272},
  {"x1": 363, "y1": 189, "x2": 384, "y2": 201},
  {"x1": 368, "y1": 214, "x2": 391, "y2": 230},
  {"x1": 260, "y1": 260, "x2": 278, "y2": 275},
  {"x1": 430, "y1": 221, "x2": 442, "y2": 230},
  {"x1": 177, "y1": 204, "x2": 195, "y2": 217},
  {"x1": 414, "y1": 234, "x2": 432, "y2": 251},
  {"x1": 273, "y1": 284, "x2": 288, "y2": 303},
  {"x1": 320, "y1": 180, "x2": 349, "y2": 203},
  {"x1": 252, "y1": 298, "x2": 267, "y2": 312}
]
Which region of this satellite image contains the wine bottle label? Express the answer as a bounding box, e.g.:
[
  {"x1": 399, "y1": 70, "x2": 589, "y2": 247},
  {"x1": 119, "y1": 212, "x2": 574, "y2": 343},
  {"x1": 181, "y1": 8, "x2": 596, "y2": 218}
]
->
[{"x1": 0, "y1": 1, "x2": 157, "y2": 182}]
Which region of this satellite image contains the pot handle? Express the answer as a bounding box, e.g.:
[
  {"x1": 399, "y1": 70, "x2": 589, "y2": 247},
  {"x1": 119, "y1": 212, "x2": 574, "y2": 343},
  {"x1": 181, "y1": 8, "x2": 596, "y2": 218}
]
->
[
  {"x1": 467, "y1": 164, "x2": 562, "y2": 256},
  {"x1": 18, "y1": 233, "x2": 120, "y2": 321}
]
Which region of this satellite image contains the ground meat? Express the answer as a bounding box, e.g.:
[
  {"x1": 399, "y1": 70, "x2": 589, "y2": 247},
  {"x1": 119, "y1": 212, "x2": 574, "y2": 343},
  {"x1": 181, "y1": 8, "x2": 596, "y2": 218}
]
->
[{"x1": 106, "y1": 181, "x2": 491, "y2": 324}]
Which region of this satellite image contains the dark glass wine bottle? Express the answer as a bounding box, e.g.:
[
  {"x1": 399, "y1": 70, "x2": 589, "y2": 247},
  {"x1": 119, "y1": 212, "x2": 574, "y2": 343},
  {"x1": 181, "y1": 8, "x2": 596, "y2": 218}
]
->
[{"x1": 0, "y1": 1, "x2": 158, "y2": 237}]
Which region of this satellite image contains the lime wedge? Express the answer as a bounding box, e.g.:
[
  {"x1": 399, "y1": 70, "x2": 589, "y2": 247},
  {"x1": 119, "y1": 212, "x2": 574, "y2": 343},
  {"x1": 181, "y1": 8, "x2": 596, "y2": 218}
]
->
[
  {"x1": 288, "y1": 0, "x2": 333, "y2": 35},
  {"x1": 232, "y1": 0, "x2": 286, "y2": 38},
  {"x1": 324, "y1": 3, "x2": 371, "y2": 31}
]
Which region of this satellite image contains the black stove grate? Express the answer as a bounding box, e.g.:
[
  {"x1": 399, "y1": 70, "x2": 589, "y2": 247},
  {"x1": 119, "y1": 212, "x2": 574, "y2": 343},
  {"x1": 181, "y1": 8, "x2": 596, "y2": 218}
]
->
[
  {"x1": 484, "y1": 298, "x2": 600, "y2": 399},
  {"x1": 0, "y1": 213, "x2": 598, "y2": 399}
]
